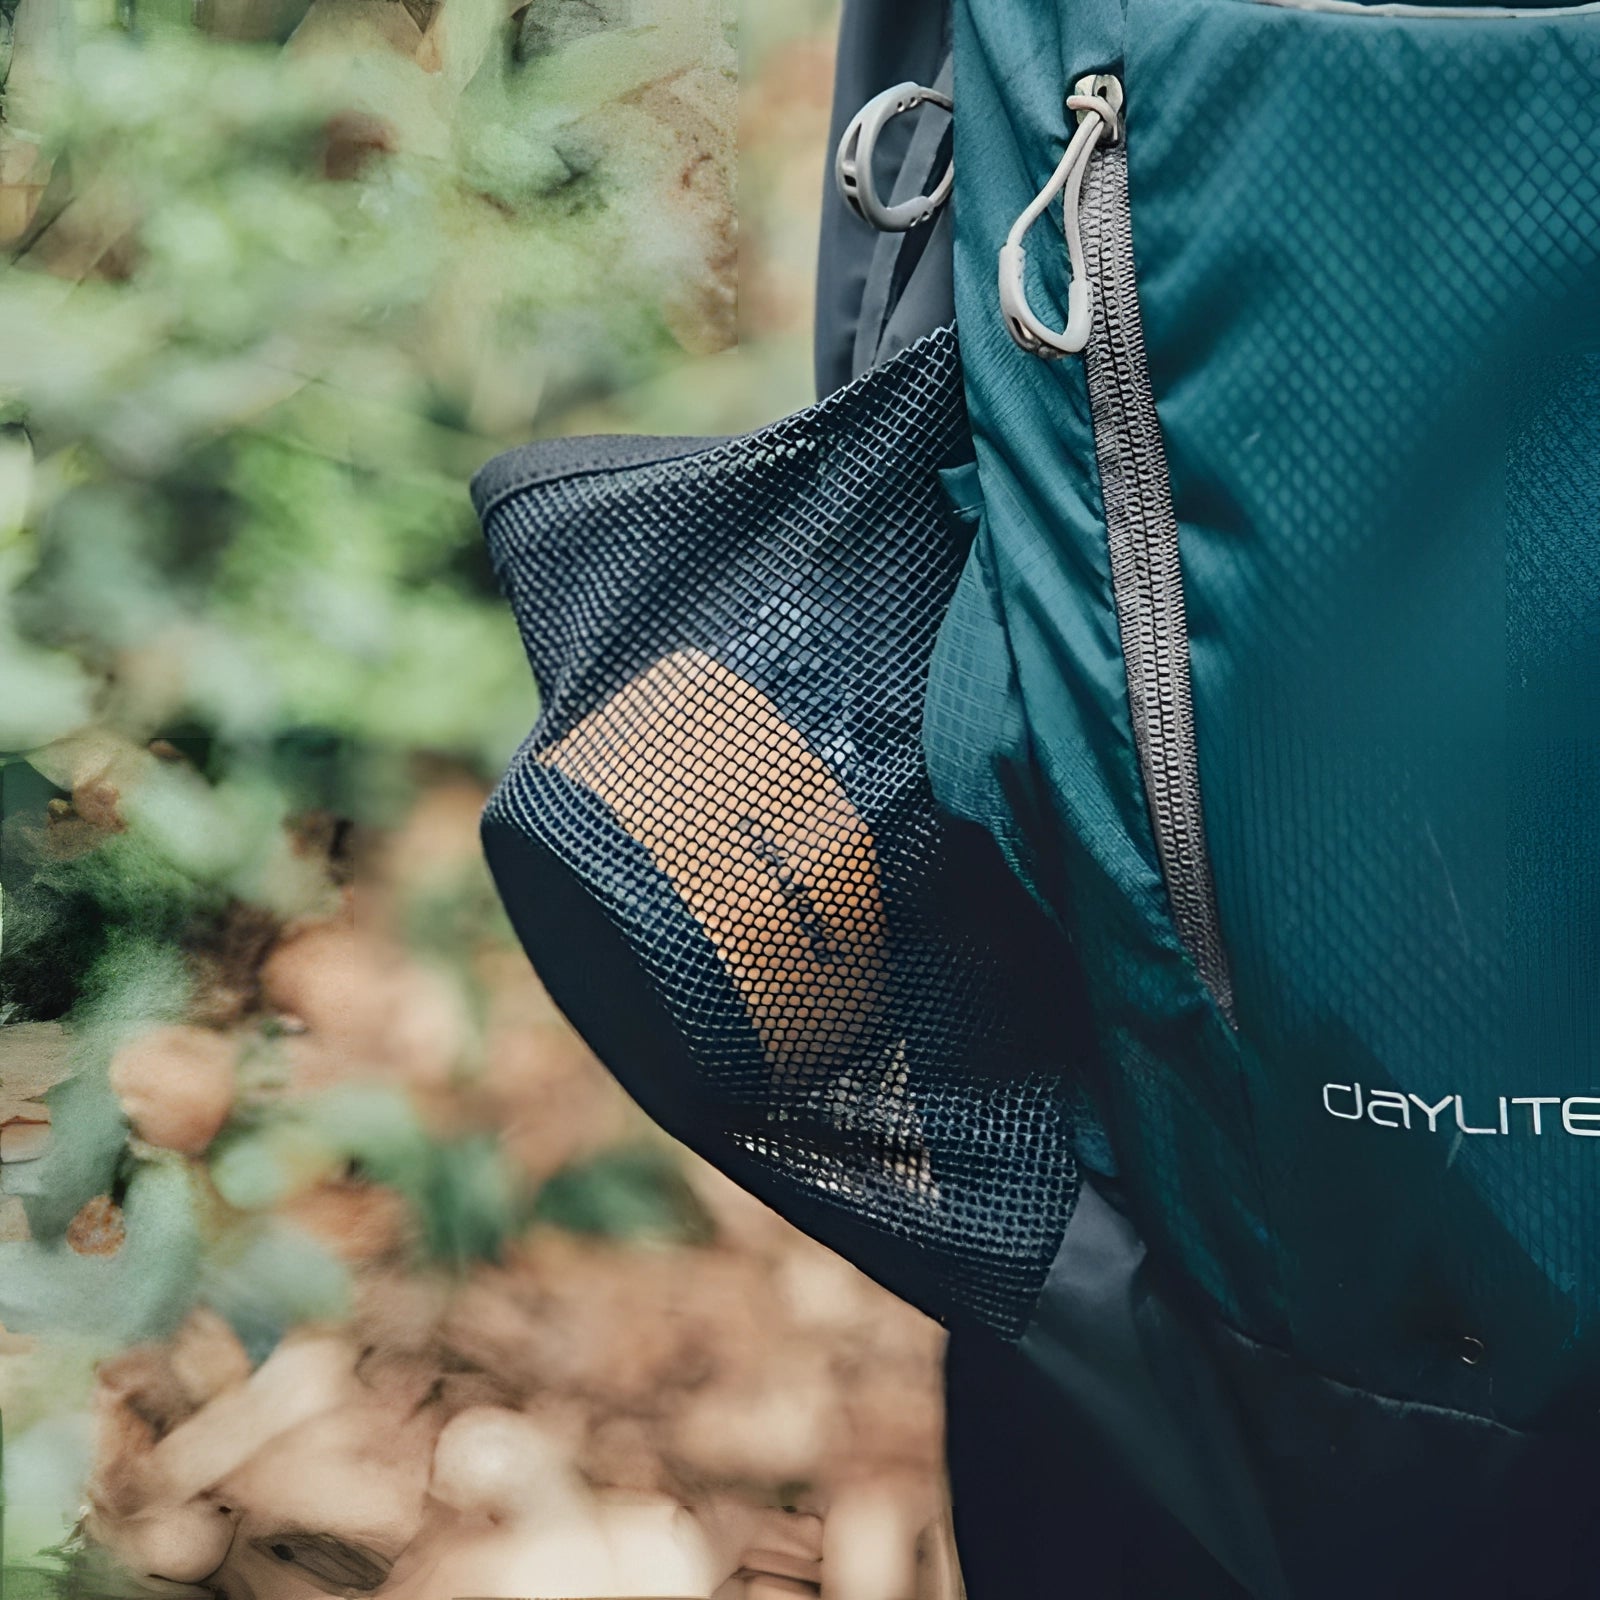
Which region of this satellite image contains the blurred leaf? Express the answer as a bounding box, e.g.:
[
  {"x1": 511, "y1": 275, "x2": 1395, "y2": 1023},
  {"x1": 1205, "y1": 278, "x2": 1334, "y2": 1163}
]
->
[
  {"x1": 5, "y1": 1069, "x2": 124, "y2": 1241},
  {"x1": 0, "y1": 0, "x2": 818, "y2": 1532},
  {"x1": 195, "y1": 1217, "x2": 350, "y2": 1365},
  {"x1": 214, "y1": 1085, "x2": 529, "y2": 1267},
  {"x1": 1, "y1": 1414, "x2": 96, "y2": 1584},
  {"x1": 410, "y1": 1129, "x2": 521, "y2": 1265},
  {"x1": 304, "y1": 1085, "x2": 526, "y2": 1266},
  {"x1": 0, "y1": 1159, "x2": 202, "y2": 1343},
  {"x1": 0, "y1": 631, "x2": 93, "y2": 752},
  {"x1": 8, "y1": 935, "x2": 190, "y2": 1237},
  {"x1": 533, "y1": 1142, "x2": 713, "y2": 1245},
  {"x1": 209, "y1": 1115, "x2": 343, "y2": 1211}
]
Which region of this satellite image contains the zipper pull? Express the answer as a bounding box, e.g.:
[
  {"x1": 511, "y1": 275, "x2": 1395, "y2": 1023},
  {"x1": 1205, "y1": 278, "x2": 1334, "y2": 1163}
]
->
[{"x1": 999, "y1": 74, "x2": 1123, "y2": 358}]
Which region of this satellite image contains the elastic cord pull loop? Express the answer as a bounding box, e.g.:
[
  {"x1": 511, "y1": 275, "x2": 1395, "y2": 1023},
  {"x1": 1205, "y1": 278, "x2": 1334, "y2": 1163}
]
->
[{"x1": 998, "y1": 79, "x2": 1122, "y2": 358}]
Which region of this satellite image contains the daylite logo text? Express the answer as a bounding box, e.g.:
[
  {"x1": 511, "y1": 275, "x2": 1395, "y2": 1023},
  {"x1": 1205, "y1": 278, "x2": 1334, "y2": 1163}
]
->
[{"x1": 1322, "y1": 1083, "x2": 1600, "y2": 1137}]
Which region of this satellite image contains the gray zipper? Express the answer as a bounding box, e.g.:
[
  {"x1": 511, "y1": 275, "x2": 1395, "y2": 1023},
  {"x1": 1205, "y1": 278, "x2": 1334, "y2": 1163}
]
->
[{"x1": 1080, "y1": 131, "x2": 1237, "y2": 1025}]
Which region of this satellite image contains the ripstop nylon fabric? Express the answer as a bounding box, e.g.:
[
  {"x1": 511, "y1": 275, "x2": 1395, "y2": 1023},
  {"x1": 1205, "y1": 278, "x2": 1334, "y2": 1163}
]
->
[{"x1": 928, "y1": 0, "x2": 1600, "y2": 1427}]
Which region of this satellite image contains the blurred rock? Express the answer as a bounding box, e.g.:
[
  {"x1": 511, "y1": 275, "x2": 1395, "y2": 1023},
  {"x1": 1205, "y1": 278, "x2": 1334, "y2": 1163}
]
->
[
  {"x1": 744, "y1": 1577, "x2": 822, "y2": 1600},
  {"x1": 262, "y1": 918, "x2": 470, "y2": 1087},
  {"x1": 289, "y1": 0, "x2": 429, "y2": 59},
  {"x1": 280, "y1": 1176, "x2": 415, "y2": 1262},
  {"x1": 187, "y1": 902, "x2": 285, "y2": 1029},
  {"x1": 378, "y1": 776, "x2": 491, "y2": 890},
  {"x1": 516, "y1": 0, "x2": 632, "y2": 59},
  {"x1": 776, "y1": 1245, "x2": 880, "y2": 1334},
  {"x1": 145, "y1": 1334, "x2": 364, "y2": 1505},
  {"x1": 820, "y1": 1480, "x2": 934, "y2": 1600},
  {"x1": 583, "y1": 1414, "x2": 669, "y2": 1496},
  {"x1": 96, "y1": 1341, "x2": 197, "y2": 1439},
  {"x1": 85, "y1": 1500, "x2": 238, "y2": 1590},
  {"x1": 0, "y1": 1020, "x2": 75, "y2": 1100},
  {"x1": 0, "y1": 1115, "x2": 50, "y2": 1163},
  {"x1": 913, "y1": 1514, "x2": 964, "y2": 1600},
  {"x1": 668, "y1": 1357, "x2": 835, "y2": 1488},
  {"x1": 215, "y1": 1394, "x2": 438, "y2": 1567},
  {"x1": 110, "y1": 1024, "x2": 239, "y2": 1156},
  {"x1": 0, "y1": 1194, "x2": 32, "y2": 1241},
  {"x1": 430, "y1": 1404, "x2": 589, "y2": 1522},
  {"x1": 350, "y1": 1265, "x2": 456, "y2": 1360},
  {"x1": 169, "y1": 1305, "x2": 253, "y2": 1407},
  {"x1": 196, "y1": 0, "x2": 314, "y2": 41},
  {"x1": 67, "y1": 1193, "x2": 127, "y2": 1256},
  {"x1": 602, "y1": 1493, "x2": 724, "y2": 1597},
  {"x1": 321, "y1": 107, "x2": 397, "y2": 179},
  {"x1": 89, "y1": 1347, "x2": 174, "y2": 1520}
]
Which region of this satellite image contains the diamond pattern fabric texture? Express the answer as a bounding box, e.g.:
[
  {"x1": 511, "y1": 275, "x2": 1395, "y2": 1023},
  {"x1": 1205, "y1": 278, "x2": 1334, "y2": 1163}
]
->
[{"x1": 937, "y1": 0, "x2": 1600, "y2": 1426}]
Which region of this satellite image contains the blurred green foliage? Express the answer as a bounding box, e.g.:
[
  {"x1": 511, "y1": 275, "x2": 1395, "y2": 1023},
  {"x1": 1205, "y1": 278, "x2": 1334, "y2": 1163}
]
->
[
  {"x1": 0, "y1": 0, "x2": 745, "y2": 1019},
  {"x1": 0, "y1": 0, "x2": 844, "y2": 1577},
  {"x1": 532, "y1": 1142, "x2": 714, "y2": 1244}
]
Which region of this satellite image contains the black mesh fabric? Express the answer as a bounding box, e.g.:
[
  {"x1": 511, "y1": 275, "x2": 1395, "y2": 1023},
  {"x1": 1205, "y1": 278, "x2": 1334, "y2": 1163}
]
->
[{"x1": 476, "y1": 328, "x2": 1082, "y2": 1336}]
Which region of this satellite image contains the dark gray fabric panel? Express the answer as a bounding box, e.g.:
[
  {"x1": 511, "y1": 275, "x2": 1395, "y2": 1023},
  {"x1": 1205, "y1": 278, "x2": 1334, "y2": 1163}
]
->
[
  {"x1": 867, "y1": 205, "x2": 955, "y2": 379},
  {"x1": 1018, "y1": 1178, "x2": 1290, "y2": 1599},
  {"x1": 848, "y1": 55, "x2": 955, "y2": 383},
  {"x1": 945, "y1": 1323, "x2": 1249, "y2": 1600},
  {"x1": 815, "y1": 0, "x2": 953, "y2": 398}
]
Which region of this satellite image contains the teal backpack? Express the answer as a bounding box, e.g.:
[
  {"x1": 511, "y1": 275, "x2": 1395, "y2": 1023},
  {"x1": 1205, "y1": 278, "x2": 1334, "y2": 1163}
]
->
[{"x1": 477, "y1": 3, "x2": 1600, "y2": 1594}]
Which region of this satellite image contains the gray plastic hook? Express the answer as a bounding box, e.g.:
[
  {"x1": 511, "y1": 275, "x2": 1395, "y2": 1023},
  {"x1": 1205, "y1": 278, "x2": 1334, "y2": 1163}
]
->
[{"x1": 835, "y1": 81, "x2": 955, "y2": 234}]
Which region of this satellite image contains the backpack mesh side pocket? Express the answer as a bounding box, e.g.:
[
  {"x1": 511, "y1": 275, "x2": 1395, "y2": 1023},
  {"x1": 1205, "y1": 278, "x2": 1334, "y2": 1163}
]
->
[{"x1": 477, "y1": 328, "x2": 1081, "y2": 1335}]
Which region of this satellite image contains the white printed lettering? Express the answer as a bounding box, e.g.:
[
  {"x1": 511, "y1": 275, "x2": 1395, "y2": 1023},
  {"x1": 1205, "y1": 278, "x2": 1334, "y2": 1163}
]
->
[
  {"x1": 1323, "y1": 1083, "x2": 1364, "y2": 1120},
  {"x1": 1366, "y1": 1090, "x2": 1411, "y2": 1130},
  {"x1": 1511, "y1": 1096, "x2": 1561, "y2": 1135},
  {"x1": 1327, "y1": 1087, "x2": 1600, "y2": 1140},
  {"x1": 1408, "y1": 1094, "x2": 1454, "y2": 1133},
  {"x1": 1455, "y1": 1096, "x2": 1500, "y2": 1135},
  {"x1": 1562, "y1": 1097, "x2": 1600, "y2": 1137}
]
